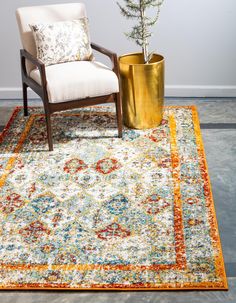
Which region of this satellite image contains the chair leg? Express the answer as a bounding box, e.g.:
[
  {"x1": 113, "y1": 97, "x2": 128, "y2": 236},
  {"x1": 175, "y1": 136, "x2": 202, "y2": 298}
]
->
[
  {"x1": 22, "y1": 83, "x2": 28, "y2": 116},
  {"x1": 115, "y1": 92, "x2": 123, "y2": 138},
  {"x1": 45, "y1": 111, "x2": 53, "y2": 151}
]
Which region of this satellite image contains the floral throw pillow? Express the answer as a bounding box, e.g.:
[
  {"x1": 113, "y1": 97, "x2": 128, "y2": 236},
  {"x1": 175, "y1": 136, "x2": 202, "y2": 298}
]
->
[{"x1": 29, "y1": 18, "x2": 93, "y2": 66}]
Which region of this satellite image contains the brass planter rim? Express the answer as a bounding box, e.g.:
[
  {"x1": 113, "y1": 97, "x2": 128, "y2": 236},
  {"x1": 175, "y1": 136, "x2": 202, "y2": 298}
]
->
[{"x1": 119, "y1": 52, "x2": 164, "y2": 66}]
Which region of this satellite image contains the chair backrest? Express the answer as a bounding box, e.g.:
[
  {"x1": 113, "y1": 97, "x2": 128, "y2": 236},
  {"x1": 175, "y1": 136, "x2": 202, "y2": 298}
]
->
[{"x1": 16, "y1": 3, "x2": 87, "y2": 73}]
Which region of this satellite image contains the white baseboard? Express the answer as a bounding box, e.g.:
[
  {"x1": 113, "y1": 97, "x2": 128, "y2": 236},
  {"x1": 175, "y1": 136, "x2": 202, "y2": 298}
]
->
[
  {"x1": 0, "y1": 87, "x2": 38, "y2": 99},
  {"x1": 0, "y1": 85, "x2": 236, "y2": 99},
  {"x1": 165, "y1": 85, "x2": 236, "y2": 97}
]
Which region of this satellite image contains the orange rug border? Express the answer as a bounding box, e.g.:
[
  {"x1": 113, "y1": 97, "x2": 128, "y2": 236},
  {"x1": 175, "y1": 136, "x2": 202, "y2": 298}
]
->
[{"x1": 0, "y1": 105, "x2": 228, "y2": 291}]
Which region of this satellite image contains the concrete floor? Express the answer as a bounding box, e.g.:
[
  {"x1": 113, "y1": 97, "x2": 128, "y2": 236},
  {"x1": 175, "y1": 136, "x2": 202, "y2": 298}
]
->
[{"x1": 0, "y1": 98, "x2": 235, "y2": 303}]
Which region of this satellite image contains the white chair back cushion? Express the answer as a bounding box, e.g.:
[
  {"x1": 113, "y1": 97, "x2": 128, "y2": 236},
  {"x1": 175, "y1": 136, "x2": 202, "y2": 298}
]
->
[{"x1": 16, "y1": 3, "x2": 87, "y2": 73}]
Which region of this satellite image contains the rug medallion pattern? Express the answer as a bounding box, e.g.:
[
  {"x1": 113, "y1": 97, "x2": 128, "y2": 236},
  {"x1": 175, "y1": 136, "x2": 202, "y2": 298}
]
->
[{"x1": 0, "y1": 106, "x2": 227, "y2": 290}]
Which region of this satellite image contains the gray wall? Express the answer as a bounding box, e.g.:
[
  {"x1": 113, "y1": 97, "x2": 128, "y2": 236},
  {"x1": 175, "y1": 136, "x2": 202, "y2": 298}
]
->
[{"x1": 0, "y1": 0, "x2": 236, "y2": 98}]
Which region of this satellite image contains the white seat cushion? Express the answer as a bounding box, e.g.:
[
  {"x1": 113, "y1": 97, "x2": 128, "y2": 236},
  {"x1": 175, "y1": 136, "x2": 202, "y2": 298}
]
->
[{"x1": 30, "y1": 61, "x2": 119, "y2": 103}]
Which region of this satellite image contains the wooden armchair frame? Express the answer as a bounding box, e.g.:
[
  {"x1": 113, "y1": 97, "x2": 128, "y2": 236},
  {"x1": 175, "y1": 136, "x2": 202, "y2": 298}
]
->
[{"x1": 20, "y1": 43, "x2": 123, "y2": 151}]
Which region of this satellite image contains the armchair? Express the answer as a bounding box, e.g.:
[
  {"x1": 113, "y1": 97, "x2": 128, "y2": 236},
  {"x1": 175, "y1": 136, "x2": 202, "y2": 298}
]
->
[{"x1": 16, "y1": 3, "x2": 122, "y2": 151}]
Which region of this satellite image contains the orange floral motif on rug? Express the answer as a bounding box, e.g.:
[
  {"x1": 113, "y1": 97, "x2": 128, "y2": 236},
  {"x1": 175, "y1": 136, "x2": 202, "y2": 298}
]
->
[{"x1": 0, "y1": 105, "x2": 228, "y2": 290}]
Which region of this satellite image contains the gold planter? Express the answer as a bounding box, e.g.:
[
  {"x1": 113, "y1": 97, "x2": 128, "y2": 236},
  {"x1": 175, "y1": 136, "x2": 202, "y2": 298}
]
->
[{"x1": 119, "y1": 53, "x2": 164, "y2": 129}]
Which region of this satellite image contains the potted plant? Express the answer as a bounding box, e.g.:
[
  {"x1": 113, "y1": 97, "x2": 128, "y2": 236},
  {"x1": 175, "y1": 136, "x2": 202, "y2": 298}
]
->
[{"x1": 117, "y1": 0, "x2": 165, "y2": 129}]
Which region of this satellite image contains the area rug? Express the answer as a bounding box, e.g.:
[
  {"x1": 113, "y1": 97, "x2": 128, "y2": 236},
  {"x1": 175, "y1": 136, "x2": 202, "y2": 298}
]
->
[{"x1": 0, "y1": 105, "x2": 227, "y2": 290}]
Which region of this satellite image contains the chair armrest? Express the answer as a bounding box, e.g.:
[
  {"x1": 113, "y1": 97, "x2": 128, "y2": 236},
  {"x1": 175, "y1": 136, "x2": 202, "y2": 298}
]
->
[
  {"x1": 91, "y1": 43, "x2": 120, "y2": 78},
  {"x1": 20, "y1": 49, "x2": 44, "y2": 68},
  {"x1": 20, "y1": 49, "x2": 47, "y2": 87}
]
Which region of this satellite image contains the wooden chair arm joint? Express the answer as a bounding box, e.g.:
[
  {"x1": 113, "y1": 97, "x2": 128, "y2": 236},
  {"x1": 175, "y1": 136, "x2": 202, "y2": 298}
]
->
[
  {"x1": 20, "y1": 49, "x2": 47, "y2": 87},
  {"x1": 91, "y1": 43, "x2": 119, "y2": 76},
  {"x1": 20, "y1": 49, "x2": 44, "y2": 68}
]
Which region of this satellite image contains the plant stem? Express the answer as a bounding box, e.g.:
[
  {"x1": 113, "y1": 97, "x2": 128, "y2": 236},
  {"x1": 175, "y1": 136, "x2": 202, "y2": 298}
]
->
[{"x1": 140, "y1": 1, "x2": 149, "y2": 63}]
